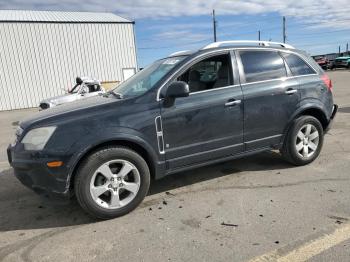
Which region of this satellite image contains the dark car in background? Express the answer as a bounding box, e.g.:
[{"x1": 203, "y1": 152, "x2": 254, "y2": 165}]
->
[
  {"x1": 314, "y1": 56, "x2": 329, "y2": 70},
  {"x1": 7, "y1": 40, "x2": 337, "y2": 219}
]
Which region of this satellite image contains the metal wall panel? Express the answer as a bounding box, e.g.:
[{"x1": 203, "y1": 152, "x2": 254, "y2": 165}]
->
[
  {"x1": 0, "y1": 22, "x2": 137, "y2": 110},
  {"x1": 0, "y1": 10, "x2": 130, "y2": 23}
]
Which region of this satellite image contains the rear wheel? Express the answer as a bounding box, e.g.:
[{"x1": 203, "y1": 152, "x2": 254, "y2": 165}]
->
[
  {"x1": 281, "y1": 116, "x2": 324, "y2": 166},
  {"x1": 74, "y1": 146, "x2": 150, "y2": 219}
]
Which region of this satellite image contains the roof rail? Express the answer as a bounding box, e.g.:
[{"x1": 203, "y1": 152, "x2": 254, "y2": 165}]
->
[{"x1": 202, "y1": 40, "x2": 295, "y2": 50}]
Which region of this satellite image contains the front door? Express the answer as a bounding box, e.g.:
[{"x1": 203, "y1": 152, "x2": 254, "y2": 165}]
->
[{"x1": 160, "y1": 52, "x2": 244, "y2": 170}]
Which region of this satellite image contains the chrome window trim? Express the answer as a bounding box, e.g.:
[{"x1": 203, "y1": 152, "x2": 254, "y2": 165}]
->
[
  {"x1": 156, "y1": 47, "x2": 318, "y2": 101},
  {"x1": 189, "y1": 84, "x2": 241, "y2": 96},
  {"x1": 240, "y1": 74, "x2": 318, "y2": 87}
]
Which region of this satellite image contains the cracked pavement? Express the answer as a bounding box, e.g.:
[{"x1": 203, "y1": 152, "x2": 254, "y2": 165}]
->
[{"x1": 0, "y1": 70, "x2": 350, "y2": 261}]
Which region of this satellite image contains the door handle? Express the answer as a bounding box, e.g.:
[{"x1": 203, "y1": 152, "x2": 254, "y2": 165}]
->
[
  {"x1": 225, "y1": 99, "x2": 241, "y2": 107},
  {"x1": 285, "y1": 89, "x2": 297, "y2": 95}
]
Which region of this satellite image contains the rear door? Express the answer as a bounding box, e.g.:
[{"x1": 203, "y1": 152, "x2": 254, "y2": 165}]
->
[{"x1": 236, "y1": 49, "x2": 300, "y2": 150}]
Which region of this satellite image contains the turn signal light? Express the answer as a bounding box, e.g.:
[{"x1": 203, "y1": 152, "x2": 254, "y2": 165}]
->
[{"x1": 47, "y1": 161, "x2": 63, "y2": 167}]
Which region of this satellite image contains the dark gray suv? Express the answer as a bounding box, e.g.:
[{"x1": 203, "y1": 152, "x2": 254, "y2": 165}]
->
[{"x1": 7, "y1": 41, "x2": 338, "y2": 219}]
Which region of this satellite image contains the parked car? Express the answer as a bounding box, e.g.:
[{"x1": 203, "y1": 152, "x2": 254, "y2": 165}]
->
[
  {"x1": 314, "y1": 56, "x2": 329, "y2": 70},
  {"x1": 39, "y1": 77, "x2": 105, "y2": 110},
  {"x1": 327, "y1": 59, "x2": 336, "y2": 70},
  {"x1": 330, "y1": 56, "x2": 350, "y2": 69},
  {"x1": 8, "y1": 40, "x2": 338, "y2": 219}
]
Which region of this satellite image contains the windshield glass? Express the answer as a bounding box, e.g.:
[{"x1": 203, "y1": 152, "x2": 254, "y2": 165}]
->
[{"x1": 112, "y1": 56, "x2": 186, "y2": 98}]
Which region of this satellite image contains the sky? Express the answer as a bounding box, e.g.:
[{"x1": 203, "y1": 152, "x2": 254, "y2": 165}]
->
[{"x1": 1, "y1": 0, "x2": 350, "y2": 67}]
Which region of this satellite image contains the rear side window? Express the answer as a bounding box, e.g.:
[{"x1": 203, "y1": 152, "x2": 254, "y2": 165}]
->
[
  {"x1": 282, "y1": 53, "x2": 316, "y2": 76},
  {"x1": 239, "y1": 51, "x2": 287, "y2": 83}
]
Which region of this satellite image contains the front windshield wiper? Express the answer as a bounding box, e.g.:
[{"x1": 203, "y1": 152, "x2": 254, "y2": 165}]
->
[{"x1": 104, "y1": 91, "x2": 124, "y2": 99}]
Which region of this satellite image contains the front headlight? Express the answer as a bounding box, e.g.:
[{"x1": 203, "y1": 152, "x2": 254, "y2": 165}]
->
[{"x1": 21, "y1": 126, "x2": 56, "y2": 150}]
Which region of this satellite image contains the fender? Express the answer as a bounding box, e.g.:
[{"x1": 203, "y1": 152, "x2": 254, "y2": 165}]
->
[{"x1": 64, "y1": 126, "x2": 165, "y2": 193}]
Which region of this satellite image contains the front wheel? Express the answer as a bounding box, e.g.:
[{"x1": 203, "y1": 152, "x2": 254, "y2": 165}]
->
[
  {"x1": 74, "y1": 146, "x2": 150, "y2": 219},
  {"x1": 281, "y1": 116, "x2": 324, "y2": 166}
]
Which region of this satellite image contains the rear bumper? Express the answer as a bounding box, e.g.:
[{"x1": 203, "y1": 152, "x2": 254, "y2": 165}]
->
[{"x1": 325, "y1": 104, "x2": 338, "y2": 133}]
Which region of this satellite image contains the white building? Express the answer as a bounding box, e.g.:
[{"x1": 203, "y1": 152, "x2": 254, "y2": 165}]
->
[{"x1": 0, "y1": 10, "x2": 138, "y2": 111}]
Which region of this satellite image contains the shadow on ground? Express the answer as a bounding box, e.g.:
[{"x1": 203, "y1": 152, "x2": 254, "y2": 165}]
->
[
  {"x1": 338, "y1": 106, "x2": 350, "y2": 114},
  {"x1": 0, "y1": 151, "x2": 292, "y2": 232}
]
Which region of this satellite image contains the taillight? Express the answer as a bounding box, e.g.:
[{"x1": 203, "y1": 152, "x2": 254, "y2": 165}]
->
[{"x1": 321, "y1": 74, "x2": 332, "y2": 92}]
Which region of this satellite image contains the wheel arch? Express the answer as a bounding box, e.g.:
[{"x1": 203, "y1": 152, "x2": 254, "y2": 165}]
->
[
  {"x1": 67, "y1": 138, "x2": 158, "y2": 193},
  {"x1": 296, "y1": 107, "x2": 328, "y2": 129},
  {"x1": 282, "y1": 106, "x2": 329, "y2": 144}
]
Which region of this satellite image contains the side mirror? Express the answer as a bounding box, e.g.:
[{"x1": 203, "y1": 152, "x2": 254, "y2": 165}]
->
[{"x1": 164, "y1": 81, "x2": 189, "y2": 99}]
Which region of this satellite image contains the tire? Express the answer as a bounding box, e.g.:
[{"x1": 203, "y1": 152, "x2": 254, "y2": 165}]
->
[
  {"x1": 74, "y1": 146, "x2": 150, "y2": 219},
  {"x1": 280, "y1": 116, "x2": 324, "y2": 166}
]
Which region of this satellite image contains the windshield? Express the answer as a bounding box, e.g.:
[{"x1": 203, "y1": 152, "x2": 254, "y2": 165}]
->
[{"x1": 112, "y1": 56, "x2": 186, "y2": 98}]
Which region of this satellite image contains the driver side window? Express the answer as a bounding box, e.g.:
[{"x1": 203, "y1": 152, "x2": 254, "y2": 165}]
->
[{"x1": 177, "y1": 54, "x2": 233, "y2": 93}]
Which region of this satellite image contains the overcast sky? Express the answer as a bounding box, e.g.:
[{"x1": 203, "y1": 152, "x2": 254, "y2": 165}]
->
[{"x1": 1, "y1": 0, "x2": 350, "y2": 66}]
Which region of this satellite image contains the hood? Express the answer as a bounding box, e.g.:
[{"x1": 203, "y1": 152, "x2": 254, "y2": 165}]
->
[{"x1": 21, "y1": 95, "x2": 118, "y2": 129}]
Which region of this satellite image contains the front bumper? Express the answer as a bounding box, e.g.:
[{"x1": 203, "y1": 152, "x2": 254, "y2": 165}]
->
[
  {"x1": 325, "y1": 104, "x2": 338, "y2": 133},
  {"x1": 7, "y1": 144, "x2": 71, "y2": 199}
]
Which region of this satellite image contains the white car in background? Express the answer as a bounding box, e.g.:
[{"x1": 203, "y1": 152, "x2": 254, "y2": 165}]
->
[{"x1": 39, "y1": 77, "x2": 105, "y2": 110}]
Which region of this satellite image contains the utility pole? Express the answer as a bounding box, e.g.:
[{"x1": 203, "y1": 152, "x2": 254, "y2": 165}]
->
[
  {"x1": 258, "y1": 30, "x2": 261, "y2": 41},
  {"x1": 283, "y1": 16, "x2": 286, "y2": 43},
  {"x1": 339, "y1": 45, "x2": 341, "y2": 55},
  {"x1": 212, "y1": 9, "x2": 217, "y2": 42},
  {"x1": 347, "y1": 43, "x2": 349, "y2": 53}
]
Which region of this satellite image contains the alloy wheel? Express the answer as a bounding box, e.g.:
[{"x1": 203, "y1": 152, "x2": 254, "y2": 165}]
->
[
  {"x1": 295, "y1": 124, "x2": 320, "y2": 158},
  {"x1": 89, "y1": 160, "x2": 140, "y2": 209}
]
